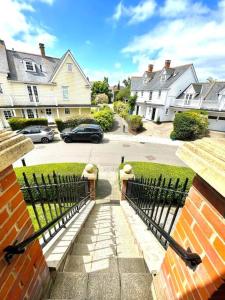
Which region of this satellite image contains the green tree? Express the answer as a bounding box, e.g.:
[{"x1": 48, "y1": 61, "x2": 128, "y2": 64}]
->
[
  {"x1": 123, "y1": 77, "x2": 131, "y2": 88},
  {"x1": 115, "y1": 87, "x2": 130, "y2": 102},
  {"x1": 128, "y1": 94, "x2": 137, "y2": 113}
]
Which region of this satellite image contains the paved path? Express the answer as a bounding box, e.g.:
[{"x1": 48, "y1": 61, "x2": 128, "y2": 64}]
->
[{"x1": 49, "y1": 166, "x2": 153, "y2": 299}]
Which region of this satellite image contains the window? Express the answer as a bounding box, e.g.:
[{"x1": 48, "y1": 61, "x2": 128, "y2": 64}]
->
[
  {"x1": 30, "y1": 128, "x2": 41, "y2": 134},
  {"x1": 65, "y1": 108, "x2": 70, "y2": 114},
  {"x1": 40, "y1": 65, "x2": 43, "y2": 72},
  {"x1": 165, "y1": 108, "x2": 169, "y2": 115},
  {"x1": 27, "y1": 85, "x2": 39, "y2": 102},
  {"x1": 208, "y1": 116, "x2": 218, "y2": 120},
  {"x1": 46, "y1": 108, "x2": 52, "y2": 115},
  {"x1": 0, "y1": 83, "x2": 3, "y2": 94},
  {"x1": 25, "y1": 61, "x2": 35, "y2": 71},
  {"x1": 219, "y1": 116, "x2": 225, "y2": 120},
  {"x1": 149, "y1": 91, "x2": 153, "y2": 101},
  {"x1": 67, "y1": 63, "x2": 72, "y2": 72},
  {"x1": 27, "y1": 109, "x2": 34, "y2": 118},
  {"x1": 185, "y1": 94, "x2": 193, "y2": 100},
  {"x1": 141, "y1": 91, "x2": 144, "y2": 96},
  {"x1": 158, "y1": 90, "x2": 161, "y2": 98},
  {"x1": 62, "y1": 86, "x2": 69, "y2": 100},
  {"x1": 35, "y1": 109, "x2": 39, "y2": 118},
  {"x1": 161, "y1": 74, "x2": 166, "y2": 81},
  {"x1": 3, "y1": 110, "x2": 13, "y2": 120}
]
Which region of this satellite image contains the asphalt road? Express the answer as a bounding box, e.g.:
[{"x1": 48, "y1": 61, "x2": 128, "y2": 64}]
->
[{"x1": 14, "y1": 138, "x2": 186, "y2": 168}]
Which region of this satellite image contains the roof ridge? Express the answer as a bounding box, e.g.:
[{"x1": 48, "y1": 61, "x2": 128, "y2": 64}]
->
[{"x1": 6, "y1": 49, "x2": 59, "y2": 60}]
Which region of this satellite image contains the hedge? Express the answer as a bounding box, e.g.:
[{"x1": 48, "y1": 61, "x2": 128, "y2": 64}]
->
[
  {"x1": 170, "y1": 111, "x2": 208, "y2": 141},
  {"x1": 56, "y1": 108, "x2": 114, "y2": 132},
  {"x1": 8, "y1": 118, "x2": 48, "y2": 131}
]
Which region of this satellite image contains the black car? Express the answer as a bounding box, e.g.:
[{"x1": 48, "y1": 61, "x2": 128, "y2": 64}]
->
[{"x1": 60, "y1": 124, "x2": 103, "y2": 143}]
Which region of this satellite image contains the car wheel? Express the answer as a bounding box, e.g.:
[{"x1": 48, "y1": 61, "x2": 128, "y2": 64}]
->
[
  {"x1": 64, "y1": 137, "x2": 71, "y2": 143},
  {"x1": 41, "y1": 137, "x2": 49, "y2": 144},
  {"x1": 91, "y1": 135, "x2": 100, "y2": 143}
]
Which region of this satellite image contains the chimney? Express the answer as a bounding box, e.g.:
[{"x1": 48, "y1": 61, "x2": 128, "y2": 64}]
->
[
  {"x1": 39, "y1": 43, "x2": 45, "y2": 57},
  {"x1": 148, "y1": 64, "x2": 154, "y2": 73},
  {"x1": 165, "y1": 60, "x2": 171, "y2": 69}
]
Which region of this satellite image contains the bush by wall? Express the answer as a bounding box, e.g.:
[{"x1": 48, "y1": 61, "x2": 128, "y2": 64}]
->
[
  {"x1": 170, "y1": 111, "x2": 208, "y2": 140},
  {"x1": 127, "y1": 115, "x2": 143, "y2": 132},
  {"x1": 8, "y1": 117, "x2": 48, "y2": 131},
  {"x1": 56, "y1": 109, "x2": 114, "y2": 132}
]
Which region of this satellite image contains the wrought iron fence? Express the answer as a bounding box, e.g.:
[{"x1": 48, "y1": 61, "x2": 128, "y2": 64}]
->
[
  {"x1": 125, "y1": 175, "x2": 202, "y2": 268},
  {"x1": 4, "y1": 171, "x2": 90, "y2": 263}
]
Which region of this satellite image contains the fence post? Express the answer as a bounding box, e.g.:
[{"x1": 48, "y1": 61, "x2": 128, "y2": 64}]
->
[
  {"x1": 82, "y1": 164, "x2": 97, "y2": 200},
  {"x1": 120, "y1": 164, "x2": 135, "y2": 200},
  {"x1": 0, "y1": 130, "x2": 51, "y2": 300},
  {"x1": 153, "y1": 138, "x2": 225, "y2": 300}
]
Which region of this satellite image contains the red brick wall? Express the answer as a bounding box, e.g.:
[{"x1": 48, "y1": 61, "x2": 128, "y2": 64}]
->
[
  {"x1": 0, "y1": 165, "x2": 50, "y2": 300},
  {"x1": 155, "y1": 175, "x2": 225, "y2": 300}
]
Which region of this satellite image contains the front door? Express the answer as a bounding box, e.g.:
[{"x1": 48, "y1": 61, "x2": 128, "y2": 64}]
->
[
  {"x1": 46, "y1": 108, "x2": 54, "y2": 123},
  {"x1": 151, "y1": 108, "x2": 156, "y2": 121},
  {"x1": 136, "y1": 106, "x2": 139, "y2": 115}
]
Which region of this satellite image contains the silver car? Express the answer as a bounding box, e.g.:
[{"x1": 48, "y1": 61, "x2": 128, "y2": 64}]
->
[{"x1": 18, "y1": 125, "x2": 54, "y2": 143}]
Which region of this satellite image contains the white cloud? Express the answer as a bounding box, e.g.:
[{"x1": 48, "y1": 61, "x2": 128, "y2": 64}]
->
[
  {"x1": 112, "y1": 0, "x2": 156, "y2": 24},
  {"x1": 122, "y1": 1, "x2": 225, "y2": 80},
  {"x1": 160, "y1": 0, "x2": 209, "y2": 17},
  {"x1": 0, "y1": 0, "x2": 56, "y2": 53}
]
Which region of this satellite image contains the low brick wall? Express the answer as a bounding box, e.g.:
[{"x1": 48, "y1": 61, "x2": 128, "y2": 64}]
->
[
  {"x1": 0, "y1": 166, "x2": 50, "y2": 300},
  {"x1": 154, "y1": 175, "x2": 225, "y2": 299}
]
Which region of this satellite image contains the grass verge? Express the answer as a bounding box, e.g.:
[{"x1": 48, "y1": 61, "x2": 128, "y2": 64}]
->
[{"x1": 119, "y1": 161, "x2": 195, "y2": 189}]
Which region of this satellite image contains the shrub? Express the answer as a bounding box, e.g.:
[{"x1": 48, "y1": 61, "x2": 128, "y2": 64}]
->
[
  {"x1": 95, "y1": 93, "x2": 109, "y2": 104},
  {"x1": 55, "y1": 115, "x2": 97, "y2": 132},
  {"x1": 8, "y1": 117, "x2": 48, "y2": 131},
  {"x1": 127, "y1": 115, "x2": 143, "y2": 132},
  {"x1": 113, "y1": 101, "x2": 129, "y2": 117},
  {"x1": 171, "y1": 111, "x2": 208, "y2": 140},
  {"x1": 93, "y1": 108, "x2": 114, "y2": 131}
]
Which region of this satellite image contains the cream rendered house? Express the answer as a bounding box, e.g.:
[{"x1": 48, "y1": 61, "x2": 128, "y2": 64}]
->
[{"x1": 0, "y1": 40, "x2": 92, "y2": 128}]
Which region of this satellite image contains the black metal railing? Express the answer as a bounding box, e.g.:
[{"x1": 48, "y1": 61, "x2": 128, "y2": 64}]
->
[
  {"x1": 124, "y1": 175, "x2": 202, "y2": 269},
  {"x1": 4, "y1": 171, "x2": 90, "y2": 264}
]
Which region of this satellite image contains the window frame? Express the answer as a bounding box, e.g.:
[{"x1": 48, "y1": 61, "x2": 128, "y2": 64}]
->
[
  {"x1": 67, "y1": 63, "x2": 73, "y2": 72},
  {"x1": 3, "y1": 110, "x2": 13, "y2": 120},
  {"x1": 62, "y1": 86, "x2": 69, "y2": 100},
  {"x1": 25, "y1": 61, "x2": 35, "y2": 72},
  {"x1": 149, "y1": 91, "x2": 153, "y2": 101},
  {"x1": 158, "y1": 90, "x2": 161, "y2": 98},
  {"x1": 46, "y1": 108, "x2": 52, "y2": 115},
  {"x1": 65, "y1": 108, "x2": 70, "y2": 114},
  {"x1": 27, "y1": 109, "x2": 35, "y2": 119},
  {"x1": 0, "y1": 83, "x2": 3, "y2": 94}
]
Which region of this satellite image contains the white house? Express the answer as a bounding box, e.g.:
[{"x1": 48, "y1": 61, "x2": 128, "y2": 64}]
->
[
  {"x1": 0, "y1": 40, "x2": 92, "y2": 128},
  {"x1": 131, "y1": 60, "x2": 225, "y2": 131},
  {"x1": 172, "y1": 82, "x2": 225, "y2": 131},
  {"x1": 131, "y1": 60, "x2": 198, "y2": 122}
]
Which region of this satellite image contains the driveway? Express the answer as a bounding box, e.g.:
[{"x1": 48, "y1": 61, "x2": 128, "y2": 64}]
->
[{"x1": 14, "y1": 138, "x2": 186, "y2": 168}]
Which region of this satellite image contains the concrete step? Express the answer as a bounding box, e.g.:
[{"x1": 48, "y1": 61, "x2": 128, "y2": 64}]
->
[
  {"x1": 49, "y1": 272, "x2": 153, "y2": 299},
  {"x1": 71, "y1": 243, "x2": 96, "y2": 255},
  {"x1": 120, "y1": 273, "x2": 153, "y2": 300},
  {"x1": 76, "y1": 234, "x2": 98, "y2": 243},
  {"x1": 49, "y1": 272, "x2": 88, "y2": 299},
  {"x1": 64, "y1": 255, "x2": 92, "y2": 273}
]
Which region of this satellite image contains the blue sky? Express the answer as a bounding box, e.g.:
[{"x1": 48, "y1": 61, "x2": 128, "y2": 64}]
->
[{"x1": 0, "y1": 0, "x2": 224, "y2": 84}]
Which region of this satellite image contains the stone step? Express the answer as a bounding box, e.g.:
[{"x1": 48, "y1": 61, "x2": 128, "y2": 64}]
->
[
  {"x1": 49, "y1": 272, "x2": 153, "y2": 299},
  {"x1": 71, "y1": 243, "x2": 96, "y2": 255},
  {"x1": 49, "y1": 272, "x2": 88, "y2": 299},
  {"x1": 64, "y1": 255, "x2": 149, "y2": 274}
]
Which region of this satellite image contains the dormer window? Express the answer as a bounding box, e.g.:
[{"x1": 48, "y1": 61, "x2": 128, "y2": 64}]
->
[
  {"x1": 24, "y1": 60, "x2": 36, "y2": 72},
  {"x1": 185, "y1": 94, "x2": 193, "y2": 100},
  {"x1": 160, "y1": 74, "x2": 167, "y2": 81}
]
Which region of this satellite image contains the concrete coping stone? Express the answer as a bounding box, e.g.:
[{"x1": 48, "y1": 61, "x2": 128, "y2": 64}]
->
[
  {"x1": 43, "y1": 200, "x2": 95, "y2": 271},
  {"x1": 82, "y1": 163, "x2": 97, "y2": 180},
  {"x1": 120, "y1": 201, "x2": 165, "y2": 275},
  {"x1": 176, "y1": 138, "x2": 225, "y2": 197},
  {"x1": 0, "y1": 129, "x2": 33, "y2": 172},
  {"x1": 120, "y1": 164, "x2": 135, "y2": 181}
]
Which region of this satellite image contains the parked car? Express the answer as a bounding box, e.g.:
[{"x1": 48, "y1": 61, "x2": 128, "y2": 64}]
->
[
  {"x1": 60, "y1": 124, "x2": 103, "y2": 143},
  {"x1": 18, "y1": 125, "x2": 54, "y2": 143}
]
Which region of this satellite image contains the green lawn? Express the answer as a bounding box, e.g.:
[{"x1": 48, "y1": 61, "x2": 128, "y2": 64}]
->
[
  {"x1": 15, "y1": 162, "x2": 86, "y2": 185},
  {"x1": 120, "y1": 161, "x2": 195, "y2": 189},
  {"x1": 27, "y1": 203, "x2": 61, "y2": 232},
  {"x1": 15, "y1": 163, "x2": 86, "y2": 232}
]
